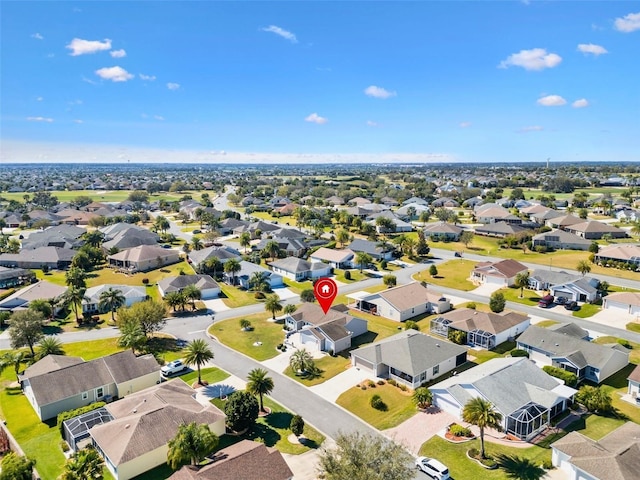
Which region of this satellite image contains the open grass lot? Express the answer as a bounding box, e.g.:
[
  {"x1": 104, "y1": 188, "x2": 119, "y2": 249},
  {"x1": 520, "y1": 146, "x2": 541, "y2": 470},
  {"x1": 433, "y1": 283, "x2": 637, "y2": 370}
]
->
[
  {"x1": 497, "y1": 286, "x2": 541, "y2": 307},
  {"x1": 208, "y1": 312, "x2": 284, "y2": 361},
  {"x1": 284, "y1": 354, "x2": 352, "y2": 387},
  {"x1": 282, "y1": 277, "x2": 313, "y2": 294},
  {"x1": 334, "y1": 268, "x2": 371, "y2": 283},
  {"x1": 181, "y1": 367, "x2": 230, "y2": 386},
  {"x1": 1, "y1": 189, "x2": 213, "y2": 204},
  {"x1": 218, "y1": 284, "x2": 260, "y2": 308},
  {"x1": 535, "y1": 320, "x2": 559, "y2": 328},
  {"x1": 413, "y1": 259, "x2": 476, "y2": 291},
  {"x1": 627, "y1": 322, "x2": 640, "y2": 333},
  {"x1": 336, "y1": 382, "x2": 416, "y2": 430},
  {"x1": 210, "y1": 397, "x2": 324, "y2": 455}
]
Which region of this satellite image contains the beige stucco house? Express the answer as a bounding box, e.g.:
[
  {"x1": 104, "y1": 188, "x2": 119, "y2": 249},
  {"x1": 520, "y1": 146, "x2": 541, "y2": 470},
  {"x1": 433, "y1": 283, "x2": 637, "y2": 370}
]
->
[{"x1": 107, "y1": 245, "x2": 181, "y2": 272}]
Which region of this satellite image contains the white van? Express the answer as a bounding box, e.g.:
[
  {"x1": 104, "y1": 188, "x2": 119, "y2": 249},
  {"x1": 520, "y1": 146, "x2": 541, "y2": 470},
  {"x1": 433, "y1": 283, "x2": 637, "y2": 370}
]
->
[{"x1": 415, "y1": 457, "x2": 450, "y2": 480}]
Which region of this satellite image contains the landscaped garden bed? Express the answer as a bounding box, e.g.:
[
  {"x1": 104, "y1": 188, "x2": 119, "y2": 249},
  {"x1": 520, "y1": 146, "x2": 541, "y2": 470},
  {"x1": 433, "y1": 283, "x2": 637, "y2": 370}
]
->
[{"x1": 444, "y1": 423, "x2": 475, "y2": 443}]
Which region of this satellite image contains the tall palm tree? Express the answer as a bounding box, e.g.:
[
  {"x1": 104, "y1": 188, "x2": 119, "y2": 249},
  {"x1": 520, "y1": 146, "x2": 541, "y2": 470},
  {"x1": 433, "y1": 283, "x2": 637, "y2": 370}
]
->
[
  {"x1": 495, "y1": 454, "x2": 546, "y2": 480},
  {"x1": 167, "y1": 422, "x2": 219, "y2": 469},
  {"x1": 62, "y1": 286, "x2": 89, "y2": 325},
  {"x1": 355, "y1": 252, "x2": 373, "y2": 272},
  {"x1": 249, "y1": 271, "x2": 269, "y2": 293},
  {"x1": 246, "y1": 368, "x2": 275, "y2": 412},
  {"x1": 514, "y1": 271, "x2": 530, "y2": 298},
  {"x1": 59, "y1": 445, "x2": 104, "y2": 480},
  {"x1": 283, "y1": 304, "x2": 297, "y2": 316},
  {"x1": 65, "y1": 266, "x2": 87, "y2": 289},
  {"x1": 191, "y1": 236, "x2": 203, "y2": 251},
  {"x1": 336, "y1": 229, "x2": 350, "y2": 248},
  {"x1": 0, "y1": 351, "x2": 27, "y2": 380},
  {"x1": 264, "y1": 240, "x2": 281, "y2": 262},
  {"x1": 117, "y1": 317, "x2": 146, "y2": 354},
  {"x1": 154, "y1": 215, "x2": 170, "y2": 234},
  {"x1": 462, "y1": 397, "x2": 503, "y2": 459},
  {"x1": 83, "y1": 230, "x2": 104, "y2": 248},
  {"x1": 223, "y1": 258, "x2": 241, "y2": 286},
  {"x1": 98, "y1": 287, "x2": 126, "y2": 323},
  {"x1": 264, "y1": 294, "x2": 283, "y2": 320},
  {"x1": 183, "y1": 339, "x2": 214, "y2": 386},
  {"x1": 576, "y1": 259, "x2": 591, "y2": 276},
  {"x1": 36, "y1": 336, "x2": 65, "y2": 360},
  {"x1": 239, "y1": 232, "x2": 251, "y2": 253},
  {"x1": 182, "y1": 284, "x2": 202, "y2": 311}
]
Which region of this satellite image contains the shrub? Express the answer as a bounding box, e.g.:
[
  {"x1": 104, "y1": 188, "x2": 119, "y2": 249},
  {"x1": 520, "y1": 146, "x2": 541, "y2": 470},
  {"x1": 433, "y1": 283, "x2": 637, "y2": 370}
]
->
[
  {"x1": 377, "y1": 380, "x2": 385, "y2": 386},
  {"x1": 370, "y1": 394, "x2": 387, "y2": 411},
  {"x1": 60, "y1": 440, "x2": 70, "y2": 452},
  {"x1": 290, "y1": 415, "x2": 305, "y2": 437},
  {"x1": 254, "y1": 292, "x2": 266, "y2": 300},
  {"x1": 449, "y1": 424, "x2": 473, "y2": 437},
  {"x1": 142, "y1": 278, "x2": 150, "y2": 285},
  {"x1": 542, "y1": 459, "x2": 554, "y2": 470},
  {"x1": 448, "y1": 329, "x2": 467, "y2": 345},
  {"x1": 360, "y1": 385, "x2": 367, "y2": 390},
  {"x1": 300, "y1": 289, "x2": 316, "y2": 302},
  {"x1": 344, "y1": 270, "x2": 351, "y2": 280},
  {"x1": 489, "y1": 291, "x2": 506, "y2": 313},
  {"x1": 466, "y1": 302, "x2": 476, "y2": 309},
  {"x1": 387, "y1": 378, "x2": 397, "y2": 386},
  {"x1": 380, "y1": 259, "x2": 387, "y2": 269},
  {"x1": 398, "y1": 383, "x2": 408, "y2": 392},
  {"x1": 404, "y1": 320, "x2": 419, "y2": 331},
  {"x1": 542, "y1": 366, "x2": 578, "y2": 387},
  {"x1": 617, "y1": 339, "x2": 632, "y2": 349},
  {"x1": 367, "y1": 380, "x2": 376, "y2": 388},
  {"x1": 510, "y1": 349, "x2": 529, "y2": 358},
  {"x1": 57, "y1": 402, "x2": 107, "y2": 434}
]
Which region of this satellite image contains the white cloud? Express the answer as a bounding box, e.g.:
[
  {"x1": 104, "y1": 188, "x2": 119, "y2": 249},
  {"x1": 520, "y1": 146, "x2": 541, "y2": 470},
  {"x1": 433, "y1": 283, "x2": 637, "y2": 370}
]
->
[
  {"x1": 366, "y1": 120, "x2": 378, "y2": 127},
  {"x1": 66, "y1": 38, "x2": 112, "y2": 56},
  {"x1": 614, "y1": 11, "x2": 640, "y2": 32},
  {"x1": 73, "y1": 119, "x2": 84, "y2": 124},
  {"x1": 499, "y1": 48, "x2": 562, "y2": 70},
  {"x1": 167, "y1": 82, "x2": 180, "y2": 90},
  {"x1": 139, "y1": 74, "x2": 156, "y2": 81},
  {"x1": 572, "y1": 98, "x2": 589, "y2": 108},
  {"x1": 95, "y1": 66, "x2": 134, "y2": 82},
  {"x1": 537, "y1": 94, "x2": 567, "y2": 106},
  {"x1": 518, "y1": 125, "x2": 544, "y2": 133},
  {"x1": 364, "y1": 85, "x2": 397, "y2": 99},
  {"x1": 110, "y1": 49, "x2": 126, "y2": 58},
  {"x1": 31, "y1": 33, "x2": 44, "y2": 40},
  {"x1": 305, "y1": 113, "x2": 328, "y2": 124},
  {"x1": 154, "y1": 115, "x2": 165, "y2": 121},
  {"x1": 459, "y1": 121, "x2": 472, "y2": 128},
  {"x1": 36, "y1": 96, "x2": 43, "y2": 102},
  {"x1": 577, "y1": 43, "x2": 608, "y2": 56},
  {"x1": 26, "y1": 116, "x2": 53, "y2": 123},
  {"x1": 261, "y1": 25, "x2": 298, "y2": 43}
]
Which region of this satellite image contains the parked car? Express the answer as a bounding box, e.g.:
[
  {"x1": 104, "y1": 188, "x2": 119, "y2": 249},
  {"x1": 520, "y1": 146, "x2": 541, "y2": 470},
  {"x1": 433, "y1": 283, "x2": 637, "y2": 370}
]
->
[
  {"x1": 367, "y1": 263, "x2": 379, "y2": 271},
  {"x1": 555, "y1": 296, "x2": 568, "y2": 305},
  {"x1": 161, "y1": 360, "x2": 186, "y2": 376},
  {"x1": 415, "y1": 457, "x2": 450, "y2": 480},
  {"x1": 454, "y1": 251, "x2": 463, "y2": 257},
  {"x1": 565, "y1": 301, "x2": 580, "y2": 311},
  {"x1": 538, "y1": 295, "x2": 554, "y2": 308}
]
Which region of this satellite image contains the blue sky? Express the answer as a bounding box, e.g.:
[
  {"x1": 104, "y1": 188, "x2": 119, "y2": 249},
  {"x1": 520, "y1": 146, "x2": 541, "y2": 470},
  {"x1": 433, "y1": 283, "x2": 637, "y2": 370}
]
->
[{"x1": 1, "y1": 1, "x2": 639, "y2": 164}]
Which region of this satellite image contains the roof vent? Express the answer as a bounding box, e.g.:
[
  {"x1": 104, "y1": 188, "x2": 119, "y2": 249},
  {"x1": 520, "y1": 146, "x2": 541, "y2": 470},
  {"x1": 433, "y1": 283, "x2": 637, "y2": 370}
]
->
[
  {"x1": 436, "y1": 344, "x2": 440, "y2": 347},
  {"x1": 125, "y1": 424, "x2": 130, "y2": 429},
  {"x1": 555, "y1": 343, "x2": 559, "y2": 346}
]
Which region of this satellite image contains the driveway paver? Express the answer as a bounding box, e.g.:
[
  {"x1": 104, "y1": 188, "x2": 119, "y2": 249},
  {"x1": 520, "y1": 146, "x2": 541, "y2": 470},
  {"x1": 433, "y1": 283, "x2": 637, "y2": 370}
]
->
[{"x1": 384, "y1": 408, "x2": 456, "y2": 454}]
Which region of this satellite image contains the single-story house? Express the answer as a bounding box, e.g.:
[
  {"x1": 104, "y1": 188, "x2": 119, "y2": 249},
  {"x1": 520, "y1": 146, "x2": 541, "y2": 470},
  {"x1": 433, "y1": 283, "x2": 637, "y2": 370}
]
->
[
  {"x1": 188, "y1": 245, "x2": 241, "y2": 270},
  {"x1": 431, "y1": 357, "x2": 577, "y2": 441},
  {"x1": 256, "y1": 236, "x2": 308, "y2": 258},
  {"x1": 565, "y1": 221, "x2": 628, "y2": 240},
  {"x1": 551, "y1": 422, "x2": 640, "y2": 480},
  {"x1": 82, "y1": 284, "x2": 147, "y2": 314},
  {"x1": 56, "y1": 208, "x2": 99, "y2": 225},
  {"x1": 550, "y1": 277, "x2": 600, "y2": 303},
  {"x1": 0, "y1": 246, "x2": 76, "y2": 270},
  {"x1": 545, "y1": 214, "x2": 583, "y2": 230},
  {"x1": 102, "y1": 225, "x2": 160, "y2": 251},
  {"x1": 475, "y1": 204, "x2": 522, "y2": 224},
  {"x1": 423, "y1": 222, "x2": 463, "y2": 241},
  {"x1": 0, "y1": 266, "x2": 35, "y2": 288},
  {"x1": 107, "y1": 245, "x2": 181, "y2": 272},
  {"x1": 470, "y1": 259, "x2": 528, "y2": 287},
  {"x1": 21, "y1": 224, "x2": 86, "y2": 250},
  {"x1": 217, "y1": 218, "x2": 250, "y2": 235},
  {"x1": 347, "y1": 282, "x2": 451, "y2": 322},
  {"x1": 158, "y1": 274, "x2": 220, "y2": 300},
  {"x1": 269, "y1": 257, "x2": 331, "y2": 282},
  {"x1": 0, "y1": 280, "x2": 67, "y2": 312},
  {"x1": 532, "y1": 230, "x2": 592, "y2": 251},
  {"x1": 350, "y1": 330, "x2": 468, "y2": 389},
  {"x1": 20, "y1": 350, "x2": 161, "y2": 421},
  {"x1": 168, "y1": 440, "x2": 293, "y2": 480},
  {"x1": 430, "y1": 308, "x2": 530, "y2": 349},
  {"x1": 628, "y1": 364, "x2": 640, "y2": 402},
  {"x1": 285, "y1": 303, "x2": 367, "y2": 354},
  {"x1": 395, "y1": 203, "x2": 430, "y2": 220},
  {"x1": 348, "y1": 238, "x2": 394, "y2": 261},
  {"x1": 232, "y1": 220, "x2": 280, "y2": 238},
  {"x1": 90, "y1": 380, "x2": 226, "y2": 480},
  {"x1": 227, "y1": 261, "x2": 283, "y2": 289},
  {"x1": 602, "y1": 292, "x2": 640, "y2": 316},
  {"x1": 528, "y1": 270, "x2": 583, "y2": 291},
  {"x1": 516, "y1": 324, "x2": 629, "y2": 384},
  {"x1": 474, "y1": 222, "x2": 529, "y2": 238},
  {"x1": 367, "y1": 212, "x2": 413, "y2": 233},
  {"x1": 594, "y1": 244, "x2": 640, "y2": 270},
  {"x1": 309, "y1": 247, "x2": 355, "y2": 269}
]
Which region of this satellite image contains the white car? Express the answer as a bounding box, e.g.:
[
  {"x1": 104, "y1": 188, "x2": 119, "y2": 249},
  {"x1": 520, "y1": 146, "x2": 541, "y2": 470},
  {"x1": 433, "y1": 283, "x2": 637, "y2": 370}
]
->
[
  {"x1": 161, "y1": 360, "x2": 186, "y2": 376},
  {"x1": 415, "y1": 457, "x2": 450, "y2": 480}
]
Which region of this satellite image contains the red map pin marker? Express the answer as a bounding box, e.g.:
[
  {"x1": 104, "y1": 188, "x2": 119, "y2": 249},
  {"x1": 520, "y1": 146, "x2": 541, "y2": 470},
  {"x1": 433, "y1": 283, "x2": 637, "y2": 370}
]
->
[{"x1": 314, "y1": 277, "x2": 338, "y2": 314}]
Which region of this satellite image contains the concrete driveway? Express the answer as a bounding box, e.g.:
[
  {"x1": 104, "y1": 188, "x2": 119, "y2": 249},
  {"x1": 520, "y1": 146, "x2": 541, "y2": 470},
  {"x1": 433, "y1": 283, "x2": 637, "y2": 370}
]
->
[
  {"x1": 590, "y1": 308, "x2": 636, "y2": 330},
  {"x1": 202, "y1": 298, "x2": 231, "y2": 314},
  {"x1": 470, "y1": 283, "x2": 502, "y2": 297},
  {"x1": 273, "y1": 286, "x2": 298, "y2": 300},
  {"x1": 309, "y1": 365, "x2": 376, "y2": 403},
  {"x1": 384, "y1": 408, "x2": 456, "y2": 454}
]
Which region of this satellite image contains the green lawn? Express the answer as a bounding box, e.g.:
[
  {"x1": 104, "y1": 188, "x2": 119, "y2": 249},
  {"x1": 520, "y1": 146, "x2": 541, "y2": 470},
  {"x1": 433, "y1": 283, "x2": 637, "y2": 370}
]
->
[
  {"x1": 282, "y1": 278, "x2": 313, "y2": 294},
  {"x1": 627, "y1": 322, "x2": 640, "y2": 333},
  {"x1": 208, "y1": 312, "x2": 284, "y2": 361},
  {"x1": 413, "y1": 259, "x2": 476, "y2": 291},
  {"x1": 284, "y1": 354, "x2": 351, "y2": 386},
  {"x1": 334, "y1": 269, "x2": 371, "y2": 283},
  {"x1": 596, "y1": 362, "x2": 640, "y2": 425},
  {"x1": 336, "y1": 383, "x2": 416, "y2": 430},
  {"x1": 535, "y1": 320, "x2": 559, "y2": 328},
  {"x1": 572, "y1": 303, "x2": 601, "y2": 318},
  {"x1": 2, "y1": 189, "x2": 212, "y2": 204},
  {"x1": 218, "y1": 284, "x2": 260, "y2": 308},
  {"x1": 210, "y1": 397, "x2": 325, "y2": 455},
  {"x1": 497, "y1": 286, "x2": 541, "y2": 307},
  {"x1": 181, "y1": 367, "x2": 230, "y2": 386}
]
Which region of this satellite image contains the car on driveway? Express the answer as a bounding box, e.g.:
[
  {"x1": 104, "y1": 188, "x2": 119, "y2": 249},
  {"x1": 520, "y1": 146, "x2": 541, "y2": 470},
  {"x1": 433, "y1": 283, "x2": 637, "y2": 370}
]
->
[
  {"x1": 555, "y1": 296, "x2": 568, "y2": 305},
  {"x1": 161, "y1": 360, "x2": 186, "y2": 376},
  {"x1": 564, "y1": 301, "x2": 580, "y2": 311},
  {"x1": 415, "y1": 457, "x2": 450, "y2": 480}
]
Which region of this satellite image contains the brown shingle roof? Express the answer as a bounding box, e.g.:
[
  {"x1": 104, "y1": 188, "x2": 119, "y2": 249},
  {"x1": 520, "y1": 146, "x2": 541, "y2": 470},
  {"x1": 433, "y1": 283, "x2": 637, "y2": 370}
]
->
[
  {"x1": 473, "y1": 259, "x2": 528, "y2": 279},
  {"x1": 310, "y1": 247, "x2": 355, "y2": 263},
  {"x1": 437, "y1": 308, "x2": 529, "y2": 334},
  {"x1": 377, "y1": 282, "x2": 445, "y2": 311},
  {"x1": 606, "y1": 292, "x2": 640, "y2": 307},
  {"x1": 628, "y1": 364, "x2": 640, "y2": 383}
]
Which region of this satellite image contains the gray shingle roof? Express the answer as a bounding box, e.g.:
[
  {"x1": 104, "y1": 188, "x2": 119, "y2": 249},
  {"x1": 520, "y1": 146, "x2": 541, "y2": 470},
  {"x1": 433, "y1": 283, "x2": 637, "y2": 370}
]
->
[
  {"x1": 269, "y1": 257, "x2": 311, "y2": 273},
  {"x1": 158, "y1": 274, "x2": 219, "y2": 294}
]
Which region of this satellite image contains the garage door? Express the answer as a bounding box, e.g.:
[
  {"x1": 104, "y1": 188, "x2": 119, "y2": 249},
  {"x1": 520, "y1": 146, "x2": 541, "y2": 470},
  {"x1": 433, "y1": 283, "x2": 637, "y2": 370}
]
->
[
  {"x1": 605, "y1": 300, "x2": 630, "y2": 313},
  {"x1": 433, "y1": 393, "x2": 461, "y2": 417},
  {"x1": 353, "y1": 356, "x2": 373, "y2": 373}
]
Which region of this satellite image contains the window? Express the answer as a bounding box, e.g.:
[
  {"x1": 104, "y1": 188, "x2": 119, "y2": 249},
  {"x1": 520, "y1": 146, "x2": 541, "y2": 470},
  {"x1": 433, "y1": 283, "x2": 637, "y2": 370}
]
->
[
  {"x1": 96, "y1": 387, "x2": 104, "y2": 398},
  {"x1": 433, "y1": 365, "x2": 439, "y2": 376},
  {"x1": 81, "y1": 391, "x2": 88, "y2": 400}
]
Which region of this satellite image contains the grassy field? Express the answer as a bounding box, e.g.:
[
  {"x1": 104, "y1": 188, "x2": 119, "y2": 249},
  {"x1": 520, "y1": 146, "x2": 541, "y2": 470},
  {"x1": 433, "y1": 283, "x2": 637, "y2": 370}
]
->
[
  {"x1": 497, "y1": 286, "x2": 541, "y2": 307},
  {"x1": 1, "y1": 189, "x2": 213, "y2": 204},
  {"x1": 208, "y1": 312, "x2": 284, "y2": 361},
  {"x1": 218, "y1": 284, "x2": 260, "y2": 308},
  {"x1": 413, "y1": 259, "x2": 477, "y2": 291},
  {"x1": 336, "y1": 382, "x2": 416, "y2": 430},
  {"x1": 592, "y1": 361, "x2": 640, "y2": 424},
  {"x1": 572, "y1": 303, "x2": 601, "y2": 318}
]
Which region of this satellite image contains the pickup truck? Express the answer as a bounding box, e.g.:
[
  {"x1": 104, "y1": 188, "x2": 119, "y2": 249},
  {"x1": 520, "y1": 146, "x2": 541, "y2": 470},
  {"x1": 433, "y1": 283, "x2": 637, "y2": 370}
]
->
[{"x1": 161, "y1": 360, "x2": 186, "y2": 376}]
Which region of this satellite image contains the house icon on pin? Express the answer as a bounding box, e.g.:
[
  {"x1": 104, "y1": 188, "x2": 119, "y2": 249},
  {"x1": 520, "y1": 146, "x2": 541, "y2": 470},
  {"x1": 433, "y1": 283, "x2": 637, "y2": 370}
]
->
[{"x1": 321, "y1": 285, "x2": 330, "y2": 294}]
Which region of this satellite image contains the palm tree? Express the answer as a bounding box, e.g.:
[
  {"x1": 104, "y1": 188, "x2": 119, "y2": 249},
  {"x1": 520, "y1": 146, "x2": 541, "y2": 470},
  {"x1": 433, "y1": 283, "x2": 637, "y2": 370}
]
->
[
  {"x1": 289, "y1": 348, "x2": 314, "y2": 374},
  {"x1": 0, "y1": 351, "x2": 27, "y2": 380},
  {"x1": 514, "y1": 271, "x2": 530, "y2": 298},
  {"x1": 65, "y1": 266, "x2": 87, "y2": 289},
  {"x1": 83, "y1": 230, "x2": 104, "y2": 248},
  {"x1": 495, "y1": 454, "x2": 546, "y2": 480},
  {"x1": 183, "y1": 339, "x2": 214, "y2": 386},
  {"x1": 239, "y1": 232, "x2": 251, "y2": 253},
  {"x1": 246, "y1": 368, "x2": 274, "y2": 412},
  {"x1": 167, "y1": 421, "x2": 219, "y2": 469},
  {"x1": 412, "y1": 387, "x2": 433, "y2": 410},
  {"x1": 28, "y1": 299, "x2": 53, "y2": 320},
  {"x1": 62, "y1": 285, "x2": 89, "y2": 325},
  {"x1": 36, "y1": 336, "x2": 65, "y2": 360},
  {"x1": 200, "y1": 257, "x2": 222, "y2": 278},
  {"x1": 462, "y1": 397, "x2": 503, "y2": 459},
  {"x1": 164, "y1": 291, "x2": 185, "y2": 312},
  {"x1": 117, "y1": 317, "x2": 146, "y2": 354},
  {"x1": 249, "y1": 271, "x2": 269, "y2": 293},
  {"x1": 98, "y1": 287, "x2": 126, "y2": 323},
  {"x1": 154, "y1": 215, "x2": 170, "y2": 234},
  {"x1": 182, "y1": 284, "x2": 202, "y2": 311},
  {"x1": 631, "y1": 221, "x2": 640, "y2": 238},
  {"x1": 336, "y1": 229, "x2": 350, "y2": 247},
  {"x1": 264, "y1": 294, "x2": 283, "y2": 320},
  {"x1": 355, "y1": 252, "x2": 372, "y2": 272},
  {"x1": 264, "y1": 240, "x2": 281, "y2": 262},
  {"x1": 223, "y1": 258, "x2": 241, "y2": 286},
  {"x1": 191, "y1": 236, "x2": 203, "y2": 251},
  {"x1": 283, "y1": 304, "x2": 297, "y2": 316},
  {"x1": 59, "y1": 445, "x2": 104, "y2": 480},
  {"x1": 576, "y1": 259, "x2": 591, "y2": 276}
]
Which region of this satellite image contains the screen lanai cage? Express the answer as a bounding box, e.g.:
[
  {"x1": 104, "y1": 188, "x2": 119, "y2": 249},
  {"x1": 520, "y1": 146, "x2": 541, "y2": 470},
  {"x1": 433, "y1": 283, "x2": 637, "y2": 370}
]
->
[{"x1": 63, "y1": 407, "x2": 114, "y2": 452}]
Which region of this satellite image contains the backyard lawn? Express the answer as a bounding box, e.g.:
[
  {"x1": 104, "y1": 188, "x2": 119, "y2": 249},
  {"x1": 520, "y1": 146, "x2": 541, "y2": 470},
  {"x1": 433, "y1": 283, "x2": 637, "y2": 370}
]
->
[
  {"x1": 208, "y1": 312, "x2": 284, "y2": 361},
  {"x1": 336, "y1": 382, "x2": 416, "y2": 430},
  {"x1": 413, "y1": 259, "x2": 476, "y2": 291}
]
